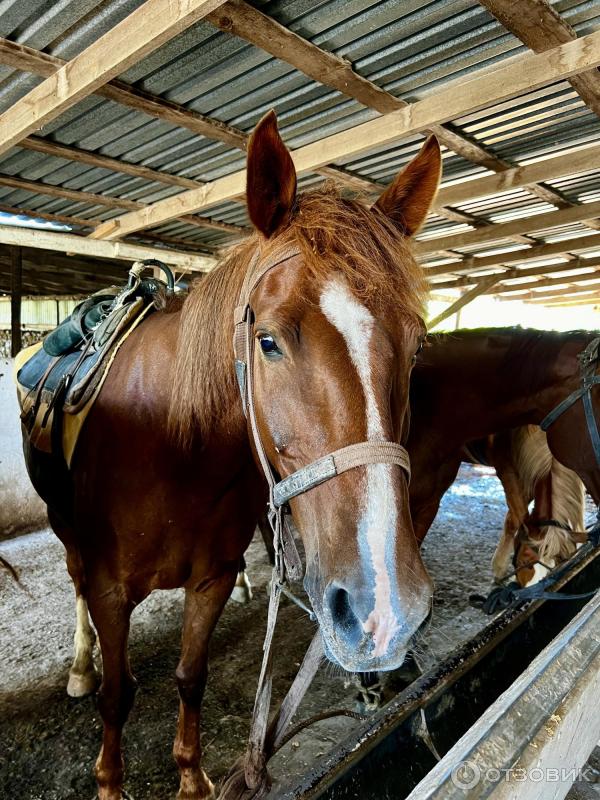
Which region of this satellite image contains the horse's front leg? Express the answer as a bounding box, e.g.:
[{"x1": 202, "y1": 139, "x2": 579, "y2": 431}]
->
[
  {"x1": 174, "y1": 569, "x2": 237, "y2": 800},
  {"x1": 88, "y1": 583, "x2": 137, "y2": 800}
]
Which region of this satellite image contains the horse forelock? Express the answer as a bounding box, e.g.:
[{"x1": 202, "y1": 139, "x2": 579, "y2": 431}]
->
[{"x1": 168, "y1": 185, "x2": 428, "y2": 447}]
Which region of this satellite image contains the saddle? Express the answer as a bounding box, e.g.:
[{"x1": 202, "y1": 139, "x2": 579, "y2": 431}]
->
[{"x1": 15, "y1": 259, "x2": 175, "y2": 467}]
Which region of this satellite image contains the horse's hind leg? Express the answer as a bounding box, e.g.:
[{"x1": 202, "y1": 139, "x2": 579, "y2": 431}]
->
[
  {"x1": 48, "y1": 510, "x2": 99, "y2": 697},
  {"x1": 174, "y1": 569, "x2": 237, "y2": 800},
  {"x1": 68, "y1": 592, "x2": 99, "y2": 697},
  {"x1": 88, "y1": 583, "x2": 136, "y2": 800}
]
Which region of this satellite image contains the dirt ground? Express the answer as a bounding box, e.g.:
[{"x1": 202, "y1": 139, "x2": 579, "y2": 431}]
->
[{"x1": 0, "y1": 465, "x2": 598, "y2": 800}]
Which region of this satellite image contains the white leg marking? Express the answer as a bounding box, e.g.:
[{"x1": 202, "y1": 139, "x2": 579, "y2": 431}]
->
[
  {"x1": 230, "y1": 571, "x2": 253, "y2": 604},
  {"x1": 320, "y1": 279, "x2": 399, "y2": 657},
  {"x1": 67, "y1": 595, "x2": 98, "y2": 697}
]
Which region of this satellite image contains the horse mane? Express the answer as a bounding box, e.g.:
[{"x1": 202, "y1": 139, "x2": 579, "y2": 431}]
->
[
  {"x1": 168, "y1": 184, "x2": 428, "y2": 446},
  {"x1": 512, "y1": 425, "x2": 584, "y2": 565}
]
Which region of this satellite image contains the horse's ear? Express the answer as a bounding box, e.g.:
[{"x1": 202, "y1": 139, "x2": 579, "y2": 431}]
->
[
  {"x1": 246, "y1": 110, "x2": 297, "y2": 238},
  {"x1": 373, "y1": 136, "x2": 441, "y2": 237}
]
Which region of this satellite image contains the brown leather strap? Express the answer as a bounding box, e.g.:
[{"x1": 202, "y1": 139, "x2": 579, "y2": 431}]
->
[{"x1": 229, "y1": 244, "x2": 413, "y2": 799}]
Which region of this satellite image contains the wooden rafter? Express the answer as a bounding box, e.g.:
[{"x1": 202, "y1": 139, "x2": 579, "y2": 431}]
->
[
  {"x1": 492, "y1": 267, "x2": 600, "y2": 294},
  {"x1": 500, "y1": 281, "x2": 600, "y2": 301},
  {"x1": 424, "y1": 233, "x2": 600, "y2": 278},
  {"x1": 434, "y1": 143, "x2": 600, "y2": 212},
  {"x1": 415, "y1": 200, "x2": 600, "y2": 256},
  {"x1": 0, "y1": 38, "x2": 246, "y2": 149},
  {"x1": 0, "y1": 172, "x2": 246, "y2": 235},
  {"x1": 427, "y1": 275, "x2": 500, "y2": 329},
  {"x1": 20, "y1": 137, "x2": 202, "y2": 191},
  {"x1": 88, "y1": 30, "x2": 600, "y2": 240},
  {"x1": 430, "y1": 254, "x2": 600, "y2": 290},
  {"x1": 480, "y1": 0, "x2": 600, "y2": 119},
  {"x1": 207, "y1": 0, "x2": 574, "y2": 219},
  {"x1": 0, "y1": 0, "x2": 228, "y2": 159},
  {"x1": 525, "y1": 294, "x2": 600, "y2": 307},
  {"x1": 0, "y1": 227, "x2": 216, "y2": 271}
]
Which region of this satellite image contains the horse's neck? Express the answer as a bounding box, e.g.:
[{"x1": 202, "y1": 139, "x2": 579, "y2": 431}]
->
[{"x1": 417, "y1": 333, "x2": 578, "y2": 439}]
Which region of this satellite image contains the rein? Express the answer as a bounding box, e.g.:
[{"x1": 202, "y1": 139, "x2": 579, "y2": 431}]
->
[{"x1": 220, "y1": 245, "x2": 412, "y2": 798}]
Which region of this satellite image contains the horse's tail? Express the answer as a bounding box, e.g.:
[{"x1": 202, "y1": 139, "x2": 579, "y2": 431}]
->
[{"x1": 512, "y1": 425, "x2": 584, "y2": 564}]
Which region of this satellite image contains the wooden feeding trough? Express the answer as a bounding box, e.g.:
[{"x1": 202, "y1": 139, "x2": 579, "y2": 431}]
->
[{"x1": 278, "y1": 546, "x2": 600, "y2": 800}]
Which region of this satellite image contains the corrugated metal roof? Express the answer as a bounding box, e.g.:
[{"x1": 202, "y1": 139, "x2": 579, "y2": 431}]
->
[{"x1": 0, "y1": 0, "x2": 597, "y2": 293}]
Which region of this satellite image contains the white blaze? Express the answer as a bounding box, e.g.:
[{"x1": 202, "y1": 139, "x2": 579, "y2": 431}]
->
[{"x1": 320, "y1": 278, "x2": 400, "y2": 656}]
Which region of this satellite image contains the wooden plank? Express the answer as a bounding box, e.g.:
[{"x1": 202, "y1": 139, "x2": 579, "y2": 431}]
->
[
  {"x1": 415, "y1": 200, "x2": 600, "y2": 255},
  {"x1": 424, "y1": 233, "x2": 600, "y2": 277},
  {"x1": 10, "y1": 245, "x2": 22, "y2": 356},
  {"x1": 427, "y1": 276, "x2": 500, "y2": 329},
  {"x1": 0, "y1": 37, "x2": 246, "y2": 149},
  {"x1": 480, "y1": 0, "x2": 600, "y2": 119},
  {"x1": 0, "y1": 0, "x2": 228, "y2": 158},
  {"x1": 20, "y1": 136, "x2": 202, "y2": 191},
  {"x1": 0, "y1": 173, "x2": 246, "y2": 234},
  {"x1": 89, "y1": 30, "x2": 600, "y2": 239},
  {"x1": 207, "y1": 0, "x2": 511, "y2": 172},
  {"x1": 499, "y1": 280, "x2": 600, "y2": 301},
  {"x1": 493, "y1": 268, "x2": 600, "y2": 294},
  {"x1": 406, "y1": 593, "x2": 600, "y2": 800},
  {"x1": 525, "y1": 294, "x2": 600, "y2": 307},
  {"x1": 0, "y1": 203, "x2": 100, "y2": 230},
  {"x1": 0, "y1": 227, "x2": 217, "y2": 271},
  {"x1": 434, "y1": 143, "x2": 600, "y2": 211},
  {"x1": 430, "y1": 254, "x2": 600, "y2": 289}
]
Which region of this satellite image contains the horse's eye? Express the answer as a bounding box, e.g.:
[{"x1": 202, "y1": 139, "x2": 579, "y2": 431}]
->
[
  {"x1": 258, "y1": 333, "x2": 282, "y2": 357},
  {"x1": 415, "y1": 340, "x2": 424, "y2": 355}
]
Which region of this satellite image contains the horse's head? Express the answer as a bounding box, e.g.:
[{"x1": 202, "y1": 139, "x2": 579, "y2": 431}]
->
[{"x1": 243, "y1": 112, "x2": 441, "y2": 672}]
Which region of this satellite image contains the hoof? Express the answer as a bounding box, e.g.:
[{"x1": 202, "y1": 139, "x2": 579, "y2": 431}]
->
[
  {"x1": 67, "y1": 668, "x2": 99, "y2": 698},
  {"x1": 177, "y1": 769, "x2": 215, "y2": 800},
  {"x1": 230, "y1": 572, "x2": 253, "y2": 605}
]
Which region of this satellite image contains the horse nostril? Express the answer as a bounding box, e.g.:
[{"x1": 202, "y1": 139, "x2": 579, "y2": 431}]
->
[{"x1": 326, "y1": 584, "x2": 357, "y2": 630}]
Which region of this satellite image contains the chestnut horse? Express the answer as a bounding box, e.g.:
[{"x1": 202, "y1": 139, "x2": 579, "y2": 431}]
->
[
  {"x1": 408, "y1": 328, "x2": 599, "y2": 556},
  {"x1": 22, "y1": 113, "x2": 441, "y2": 800},
  {"x1": 462, "y1": 426, "x2": 584, "y2": 584}
]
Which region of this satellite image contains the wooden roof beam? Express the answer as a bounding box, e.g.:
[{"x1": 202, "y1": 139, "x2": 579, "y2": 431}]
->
[
  {"x1": 0, "y1": 0, "x2": 228, "y2": 158},
  {"x1": 434, "y1": 143, "x2": 600, "y2": 212},
  {"x1": 0, "y1": 226, "x2": 217, "y2": 271},
  {"x1": 0, "y1": 173, "x2": 246, "y2": 235},
  {"x1": 0, "y1": 37, "x2": 245, "y2": 148},
  {"x1": 480, "y1": 0, "x2": 600, "y2": 119},
  {"x1": 88, "y1": 30, "x2": 600, "y2": 240},
  {"x1": 207, "y1": 0, "x2": 576, "y2": 216},
  {"x1": 430, "y1": 254, "x2": 600, "y2": 290},
  {"x1": 415, "y1": 200, "x2": 600, "y2": 256},
  {"x1": 424, "y1": 232, "x2": 600, "y2": 278},
  {"x1": 499, "y1": 281, "x2": 600, "y2": 301}
]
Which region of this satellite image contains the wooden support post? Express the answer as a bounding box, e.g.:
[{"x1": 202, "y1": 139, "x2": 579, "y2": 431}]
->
[
  {"x1": 427, "y1": 276, "x2": 499, "y2": 329},
  {"x1": 10, "y1": 245, "x2": 22, "y2": 357}
]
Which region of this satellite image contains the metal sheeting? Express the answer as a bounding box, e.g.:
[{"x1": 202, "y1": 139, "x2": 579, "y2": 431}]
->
[{"x1": 0, "y1": 0, "x2": 595, "y2": 284}]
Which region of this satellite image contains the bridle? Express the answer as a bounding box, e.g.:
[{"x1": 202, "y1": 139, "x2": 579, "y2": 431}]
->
[
  {"x1": 233, "y1": 243, "x2": 411, "y2": 581},
  {"x1": 222, "y1": 244, "x2": 412, "y2": 798}
]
